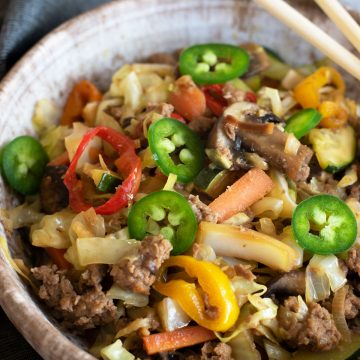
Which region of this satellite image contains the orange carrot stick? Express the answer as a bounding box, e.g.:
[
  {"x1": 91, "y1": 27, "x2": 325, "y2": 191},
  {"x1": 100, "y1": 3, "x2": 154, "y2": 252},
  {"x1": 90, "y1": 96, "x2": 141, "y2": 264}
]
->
[
  {"x1": 60, "y1": 80, "x2": 102, "y2": 126},
  {"x1": 47, "y1": 151, "x2": 69, "y2": 166},
  {"x1": 45, "y1": 248, "x2": 72, "y2": 270},
  {"x1": 169, "y1": 75, "x2": 206, "y2": 121},
  {"x1": 209, "y1": 167, "x2": 273, "y2": 222},
  {"x1": 143, "y1": 326, "x2": 216, "y2": 355}
]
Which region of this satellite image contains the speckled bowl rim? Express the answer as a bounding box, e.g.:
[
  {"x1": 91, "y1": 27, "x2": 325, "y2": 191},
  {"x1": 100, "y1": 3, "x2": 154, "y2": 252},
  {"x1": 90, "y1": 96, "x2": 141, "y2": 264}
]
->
[{"x1": 0, "y1": 0, "x2": 359, "y2": 359}]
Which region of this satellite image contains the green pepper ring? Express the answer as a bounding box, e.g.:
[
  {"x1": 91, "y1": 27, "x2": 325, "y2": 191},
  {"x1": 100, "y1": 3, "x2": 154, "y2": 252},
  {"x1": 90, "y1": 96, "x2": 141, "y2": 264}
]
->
[
  {"x1": 128, "y1": 190, "x2": 197, "y2": 255},
  {"x1": 148, "y1": 117, "x2": 204, "y2": 183},
  {"x1": 285, "y1": 108, "x2": 322, "y2": 139},
  {"x1": 292, "y1": 194, "x2": 357, "y2": 255},
  {"x1": 1, "y1": 135, "x2": 48, "y2": 195},
  {"x1": 179, "y1": 43, "x2": 250, "y2": 85}
]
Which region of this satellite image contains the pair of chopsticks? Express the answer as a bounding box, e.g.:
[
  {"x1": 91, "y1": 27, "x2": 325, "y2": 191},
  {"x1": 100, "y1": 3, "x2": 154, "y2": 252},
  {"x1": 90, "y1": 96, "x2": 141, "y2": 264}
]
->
[{"x1": 254, "y1": 0, "x2": 360, "y2": 81}]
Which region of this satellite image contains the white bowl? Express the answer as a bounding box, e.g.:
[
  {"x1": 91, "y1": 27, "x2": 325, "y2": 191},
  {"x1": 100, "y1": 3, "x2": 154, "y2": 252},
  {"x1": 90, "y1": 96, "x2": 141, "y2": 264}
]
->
[{"x1": 0, "y1": 1, "x2": 359, "y2": 359}]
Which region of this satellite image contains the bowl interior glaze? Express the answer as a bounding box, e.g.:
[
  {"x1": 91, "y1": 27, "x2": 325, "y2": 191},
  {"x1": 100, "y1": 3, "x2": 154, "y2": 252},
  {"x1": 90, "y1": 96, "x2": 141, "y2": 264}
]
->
[{"x1": 0, "y1": 1, "x2": 359, "y2": 359}]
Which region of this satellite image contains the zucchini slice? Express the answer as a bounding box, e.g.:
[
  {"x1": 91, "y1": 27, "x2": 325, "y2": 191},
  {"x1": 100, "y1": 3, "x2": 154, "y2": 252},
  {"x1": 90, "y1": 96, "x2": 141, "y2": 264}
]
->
[
  {"x1": 91, "y1": 169, "x2": 122, "y2": 193},
  {"x1": 309, "y1": 125, "x2": 356, "y2": 173}
]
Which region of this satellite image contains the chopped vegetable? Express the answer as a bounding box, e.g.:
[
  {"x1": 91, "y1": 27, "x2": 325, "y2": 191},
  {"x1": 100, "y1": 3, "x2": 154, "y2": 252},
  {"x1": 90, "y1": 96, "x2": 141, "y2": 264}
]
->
[
  {"x1": 208, "y1": 168, "x2": 273, "y2": 222},
  {"x1": 179, "y1": 43, "x2": 250, "y2": 85},
  {"x1": 128, "y1": 190, "x2": 197, "y2": 255},
  {"x1": 100, "y1": 339, "x2": 135, "y2": 360},
  {"x1": 308, "y1": 125, "x2": 356, "y2": 173},
  {"x1": 142, "y1": 326, "x2": 216, "y2": 355},
  {"x1": 157, "y1": 297, "x2": 191, "y2": 332},
  {"x1": 64, "y1": 126, "x2": 142, "y2": 215},
  {"x1": 196, "y1": 222, "x2": 299, "y2": 272},
  {"x1": 318, "y1": 101, "x2": 348, "y2": 128},
  {"x1": 60, "y1": 80, "x2": 102, "y2": 126},
  {"x1": 169, "y1": 75, "x2": 206, "y2": 121},
  {"x1": 292, "y1": 195, "x2": 357, "y2": 255},
  {"x1": 293, "y1": 67, "x2": 345, "y2": 109},
  {"x1": 194, "y1": 167, "x2": 240, "y2": 199},
  {"x1": 201, "y1": 84, "x2": 227, "y2": 117},
  {"x1": 305, "y1": 254, "x2": 347, "y2": 303},
  {"x1": 153, "y1": 256, "x2": 239, "y2": 331},
  {"x1": 148, "y1": 118, "x2": 204, "y2": 183},
  {"x1": 106, "y1": 284, "x2": 149, "y2": 307},
  {"x1": 45, "y1": 248, "x2": 72, "y2": 270},
  {"x1": 1, "y1": 135, "x2": 48, "y2": 195},
  {"x1": 284, "y1": 108, "x2": 322, "y2": 139}
]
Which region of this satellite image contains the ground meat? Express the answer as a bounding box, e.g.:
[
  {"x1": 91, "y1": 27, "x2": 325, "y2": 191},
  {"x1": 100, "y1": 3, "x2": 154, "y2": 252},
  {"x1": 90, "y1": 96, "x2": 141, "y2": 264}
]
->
[
  {"x1": 223, "y1": 83, "x2": 246, "y2": 104},
  {"x1": 146, "y1": 102, "x2": 174, "y2": 118},
  {"x1": 204, "y1": 293, "x2": 220, "y2": 320},
  {"x1": 201, "y1": 342, "x2": 233, "y2": 360},
  {"x1": 347, "y1": 247, "x2": 360, "y2": 277},
  {"x1": 31, "y1": 264, "x2": 116, "y2": 330},
  {"x1": 105, "y1": 105, "x2": 122, "y2": 121},
  {"x1": 345, "y1": 286, "x2": 360, "y2": 319},
  {"x1": 110, "y1": 235, "x2": 172, "y2": 294},
  {"x1": 188, "y1": 195, "x2": 218, "y2": 223},
  {"x1": 188, "y1": 116, "x2": 216, "y2": 134},
  {"x1": 39, "y1": 165, "x2": 69, "y2": 214},
  {"x1": 278, "y1": 296, "x2": 341, "y2": 351},
  {"x1": 234, "y1": 264, "x2": 256, "y2": 281}
]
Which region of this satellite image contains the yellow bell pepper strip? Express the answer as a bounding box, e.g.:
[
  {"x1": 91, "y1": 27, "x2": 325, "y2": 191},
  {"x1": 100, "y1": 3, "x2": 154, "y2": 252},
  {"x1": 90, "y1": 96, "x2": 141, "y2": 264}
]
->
[
  {"x1": 153, "y1": 256, "x2": 239, "y2": 332},
  {"x1": 318, "y1": 101, "x2": 348, "y2": 128},
  {"x1": 293, "y1": 67, "x2": 345, "y2": 109}
]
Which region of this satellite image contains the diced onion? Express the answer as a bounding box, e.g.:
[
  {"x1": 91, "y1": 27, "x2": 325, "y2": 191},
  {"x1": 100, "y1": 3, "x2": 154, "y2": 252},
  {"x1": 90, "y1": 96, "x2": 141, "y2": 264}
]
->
[
  {"x1": 157, "y1": 297, "x2": 191, "y2": 332},
  {"x1": 338, "y1": 165, "x2": 358, "y2": 188},
  {"x1": 100, "y1": 339, "x2": 135, "y2": 360},
  {"x1": 284, "y1": 133, "x2": 300, "y2": 156},
  {"x1": 281, "y1": 69, "x2": 303, "y2": 90}
]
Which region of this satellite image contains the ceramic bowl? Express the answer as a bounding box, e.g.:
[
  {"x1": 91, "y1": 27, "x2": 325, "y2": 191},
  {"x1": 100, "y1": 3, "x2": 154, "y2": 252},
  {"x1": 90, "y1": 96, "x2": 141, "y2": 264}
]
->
[{"x1": 0, "y1": 0, "x2": 359, "y2": 359}]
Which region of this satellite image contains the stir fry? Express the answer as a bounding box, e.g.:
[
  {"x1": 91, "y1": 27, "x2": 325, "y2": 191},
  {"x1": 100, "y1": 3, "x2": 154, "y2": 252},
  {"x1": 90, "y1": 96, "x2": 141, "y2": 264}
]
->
[{"x1": 2, "y1": 42, "x2": 360, "y2": 360}]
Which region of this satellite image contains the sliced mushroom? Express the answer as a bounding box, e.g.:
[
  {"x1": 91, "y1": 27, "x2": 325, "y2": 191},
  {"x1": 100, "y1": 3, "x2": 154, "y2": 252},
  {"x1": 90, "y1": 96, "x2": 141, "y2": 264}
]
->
[
  {"x1": 264, "y1": 270, "x2": 305, "y2": 299},
  {"x1": 241, "y1": 43, "x2": 270, "y2": 78}
]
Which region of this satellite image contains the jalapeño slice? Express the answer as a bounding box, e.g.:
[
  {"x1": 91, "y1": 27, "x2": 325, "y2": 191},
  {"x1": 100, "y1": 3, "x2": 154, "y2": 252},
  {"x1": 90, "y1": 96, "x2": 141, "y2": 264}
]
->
[
  {"x1": 292, "y1": 194, "x2": 357, "y2": 255},
  {"x1": 148, "y1": 118, "x2": 204, "y2": 183},
  {"x1": 179, "y1": 43, "x2": 250, "y2": 85},
  {"x1": 128, "y1": 190, "x2": 197, "y2": 255}
]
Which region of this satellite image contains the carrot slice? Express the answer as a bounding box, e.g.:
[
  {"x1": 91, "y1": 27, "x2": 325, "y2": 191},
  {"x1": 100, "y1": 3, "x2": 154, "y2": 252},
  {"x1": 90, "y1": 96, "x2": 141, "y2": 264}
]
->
[
  {"x1": 143, "y1": 326, "x2": 216, "y2": 355},
  {"x1": 169, "y1": 76, "x2": 206, "y2": 121},
  {"x1": 209, "y1": 167, "x2": 273, "y2": 222},
  {"x1": 60, "y1": 80, "x2": 102, "y2": 126},
  {"x1": 45, "y1": 248, "x2": 72, "y2": 269},
  {"x1": 47, "y1": 151, "x2": 69, "y2": 166}
]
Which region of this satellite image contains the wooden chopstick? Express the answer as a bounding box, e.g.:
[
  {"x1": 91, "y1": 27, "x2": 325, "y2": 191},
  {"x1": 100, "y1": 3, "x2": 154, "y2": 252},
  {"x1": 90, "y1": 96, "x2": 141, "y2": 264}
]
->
[
  {"x1": 254, "y1": 0, "x2": 360, "y2": 81},
  {"x1": 315, "y1": 0, "x2": 360, "y2": 54}
]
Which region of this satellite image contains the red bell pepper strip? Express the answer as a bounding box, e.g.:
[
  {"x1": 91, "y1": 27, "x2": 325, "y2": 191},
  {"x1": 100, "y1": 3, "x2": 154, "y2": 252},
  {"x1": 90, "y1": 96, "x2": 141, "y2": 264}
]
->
[
  {"x1": 170, "y1": 112, "x2": 186, "y2": 123},
  {"x1": 202, "y1": 84, "x2": 227, "y2": 117},
  {"x1": 245, "y1": 91, "x2": 257, "y2": 103},
  {"x1": 45, "y1": 248, "x2": 72, "y2": 269},
  {"x1": 63, "y1": 126, "x2": 142, "y2": 215}
]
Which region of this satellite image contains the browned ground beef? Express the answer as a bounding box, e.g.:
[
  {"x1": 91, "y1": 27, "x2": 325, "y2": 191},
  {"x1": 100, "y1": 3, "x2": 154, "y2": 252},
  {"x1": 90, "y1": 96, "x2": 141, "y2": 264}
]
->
[
  {"x1": 39, "y1": 165, "x2": 69, "y2": 214},
  {"x1": 277, "y1": 296, "x2": 341, "y2": 351},
  {"x1": 110, "y1": 235, "x2": 172, "y2": 294},
  {"x1": 31, "y1": 264, "x2": 116, "y2": 330},
  {"x1": 188, "y1": 195, "x2": 218, "y2": 223},
  {"x1": 200, "y1": 342, "x2": 233, "y2": 360},
  {"x1": 345, "y1": 286, "x2": 360, "y2": 319},
  {"x1": 347, "y1": 247, "x2": 360, "y2": 277}
]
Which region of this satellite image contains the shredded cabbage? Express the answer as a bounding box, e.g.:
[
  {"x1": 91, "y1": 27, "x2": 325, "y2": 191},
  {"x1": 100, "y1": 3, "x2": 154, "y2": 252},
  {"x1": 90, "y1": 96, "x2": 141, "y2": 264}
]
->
[
  {"x1": 95, "y1": 98, "x2": 123, "y2": 131},
  {"x1": 256, "y1": 218, "x2": 276, "y2": 236},
  {"x1": 231, "y1": 276, "x2": 267, "y2": 307},
  {"x1": 64, "y1": 122, "x2": 102, "y2": 169},
  {"x1": 163, "y1": 173, "x2": 177, "y2": 191},
  {"x1": 100, "y1": 339, "x2": 135, "y2": 360},
  {"x1": 338, "y1": 166, "x2": 358, "y2": 188},
  {"x1": 192, "y1": 243, "x2": 217, "y2": 262},
  {"x1": 157, "y1": 297, "x2": 191, "y2": 332},
  {"x1": 0, "y1": 236, "x2": 36, "y2": 289},
  {"x1": 216, "y1": 295, "x2": 278, "y2": 342},
  {"x1": 75, "y1": 229, "x2": 139, "y2": 266},
  {"x1": 332, "y1": 284, "x2": 351, "y2": 342},
  {"x1": 223, "y1": 212, "x2": 252, "y2": 226},
  {"x1": 305, "y1": 254, "x2": 347, "y2": 302},
  {"x1": 114, "y1": 318, "x2": 154, "y2": 339},
  {"x1": 109, "y1": 64, "x2": 175, "y2": 119},
  {"x1": 40, "y1": 125, "x2": 72, "y2": 160},
  {"x1": 264, "y1": 339, "x2": 291, "y2": 360},
  {"x1": 269, "y1": 170, "x2": 297, "y2": 218},
  {"x1": 31, "y1": 210, "x2": 75, "y2": 249},
  {"x1": 32, "y1": 99, "x2": 61, "y2": 134},
  {"x1": 277, "y1": 226, "x2": 304, "y2": 268},
  {"x1": 251, "y1": 197, "x2": 283, "y2": 220},
  {"x1": 259, "y1": 87, "x2": 282, "y2": 117},
  {"x1": 1, "y1": 200, "x2": 43, "y2": 231},
  {"x1": 228, "y1": 329, "x2": 261, "y2": 360},
  {"x1": 107, "y1": 284, "x2": 149, "y2": 307}
]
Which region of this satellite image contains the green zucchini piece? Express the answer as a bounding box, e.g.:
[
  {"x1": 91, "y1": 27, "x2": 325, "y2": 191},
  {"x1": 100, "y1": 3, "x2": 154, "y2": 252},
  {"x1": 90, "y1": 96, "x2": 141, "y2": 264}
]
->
[
  {"x1": 263, "y1": 49, "x2": 291, "y2": 81},
  {"x1": 95, "y1": 172, "x2": 122, "y2": 193},
  {"x1": 263, "y1": 46, "x2": 284, "y2": 62},
  {"x1": 309, "y1": 125, "x2": 356, "y2": 173},
  {"x1": 194, "y1": 167, "x2": 239, "y2": 198}
]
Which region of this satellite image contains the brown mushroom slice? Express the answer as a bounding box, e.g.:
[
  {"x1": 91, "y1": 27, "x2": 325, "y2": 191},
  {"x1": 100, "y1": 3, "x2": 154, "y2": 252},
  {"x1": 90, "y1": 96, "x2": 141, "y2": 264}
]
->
[
  {"x1": 224, "y1": 117, "x2": 313, "y2": 182},
  {"x1": 241, "y1": 43, "x2": 271, "y2": 77},
  {"x1": 264, "y1": 270, "x2": 305, "y2": 298},
  {"x1": 225, "y1": 115, "x2": 274, "y2": 135}
]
